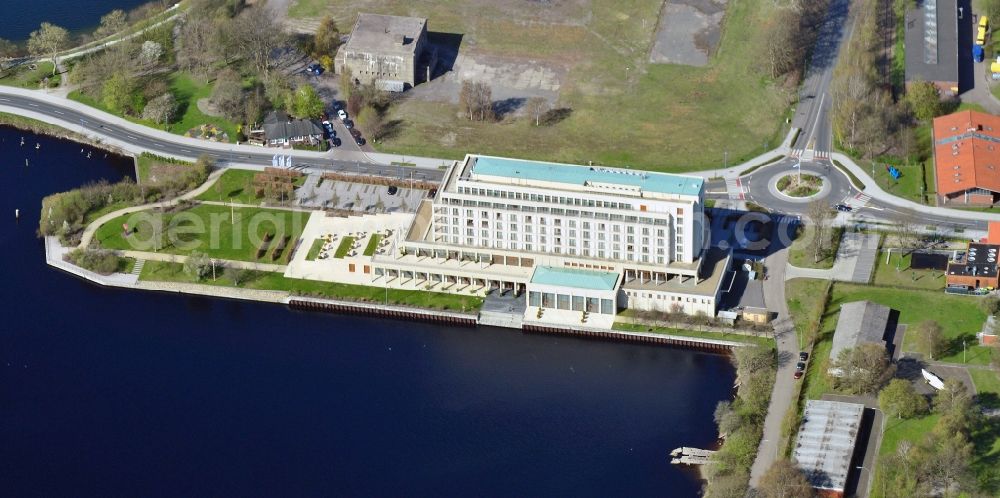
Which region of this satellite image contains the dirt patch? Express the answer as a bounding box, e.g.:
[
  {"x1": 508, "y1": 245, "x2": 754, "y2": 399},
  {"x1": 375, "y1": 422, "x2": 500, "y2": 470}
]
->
[
  {"x1": 144, "y1": 162, "x2": 190, "y2": 186},
  {"x1": 650, "y1": 0, "x2": 728, "y2": 66},
  {"x1": 196, "y1": 98, "x2": 225, "y2": 118}
]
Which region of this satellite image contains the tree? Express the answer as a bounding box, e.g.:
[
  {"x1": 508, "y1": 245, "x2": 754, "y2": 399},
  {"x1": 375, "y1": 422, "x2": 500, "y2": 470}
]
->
[
  {"x1": 231, "y1": 8, "x2": 286, "y2": 77},
  {"x1": 763, "y1": 10, "x2": 802, "y2": 79},
  {"x1": 879, "y1": 379, "x2": 928, "y2": 419},
  {"x1": 339, "y1": 66, "x2": 354, "y2": 99},
  {"x1": 0, "y1": 38, "x2": 18, "y2": 76},
  {"x1": 713, "y1": 400, "x2": 742, "y2": 437},
  {"x1": 27, "y1": 22, "x2": 69, "y2": 76},
  {"x1": 96, "y1": 9, "x2": 128, "y2": 38},
  {"x1": 183, "y1": 252, "x2": 213, "y2": 280},
  {"x1": 263, "y1": 73, "x2": 292, "y2": 112},
  {"x1": 832, "y1": 343, "x2": 889, "y2": 394},
  {"x1": 318, "y1": 54, "x2": 334, "y2": 72},
  {"x1": 525, "y1": 97, "x2": 549, "y2": 126},
  {"x1": 933, "y1": 377, "x2": 973, "y2": 416},
  {"x1": 290, "y1": 84, "x2": 324, "y2": 118},
  {"x1": 139, "y1": 40, "x2": 163, "y2": 65},
  {"x1": 176, "y1": 17, "x2": 220, "y2": 74},
  {"x1": 905, "y1": 80, "x2": 943, "y2": 121},
  {"x1": 758, "y1": 459, "x2": 814, "y2": 498},
  {"x1": 913, "y1": 320, "x2": 946, "y2": 360},
  {"x1": 102, "y1": 72, "x2": 136, "y2": 114},
  {"x1": 313, "y1": 16, "x2": 341, "y2": 57},
  {"x1": 459, "y1": 80, "x2": 494, "y2": 121},
  {"x1": 223, "y1": 266, "x2": 252, "y2": 286},
  {"x1": 980, "y1": 295, "x2": 1000, "y2": 316},
  {"x1": 358, "y1": 106, "x2": 385, "y2": 141},
  {"x1": 347, "y1": 93, "x2": 364, "y2": 117},
  {"x1": 210, "y1": 69, "x2": 245, "y2": 121},
  {"x1": 142, "y1": 92, "x2": 177, "y2": 125},
  {"x1": 806, "y1": 199, "x2": 833, "y2": 263}
]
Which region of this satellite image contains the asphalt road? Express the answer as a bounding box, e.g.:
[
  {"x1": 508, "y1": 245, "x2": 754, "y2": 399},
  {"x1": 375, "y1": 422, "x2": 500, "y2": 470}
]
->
[
  {"x1": 0, "y1": 92, "x2": 445, "y2": 183},
  {"x1": 790, "y1": 0, "x2": 852, "y2": 155}
]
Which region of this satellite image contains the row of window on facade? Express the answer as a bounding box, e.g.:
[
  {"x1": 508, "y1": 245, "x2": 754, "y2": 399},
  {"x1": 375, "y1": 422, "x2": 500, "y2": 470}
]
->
[
  {"x1": 456, "y1": 186, "x2": 661, "y2": 212},
  {"x1": 439, "y1": 235, "x2": 679, "y2": 263},
  {"x1": 625, "y1": 290, "x2": 711, "y2": 304},
  {"x1": 438, "y1": 197, "x2": 681, "y2": 224},
  {"x1": 441, "y1": 210, "x2": 682, "y2": 232},
  {"x1": 528, "y1": 291, "x2": 615, "y2": 314}
]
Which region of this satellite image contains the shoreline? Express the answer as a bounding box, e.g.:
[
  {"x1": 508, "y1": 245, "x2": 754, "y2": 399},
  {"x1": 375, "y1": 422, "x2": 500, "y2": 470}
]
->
[
  {"x1": 0, "y1": 113, "x2": 133, "y2": 159},
  {"x1": 45, "y1": 236, "x2": 749, "y2": 351}
]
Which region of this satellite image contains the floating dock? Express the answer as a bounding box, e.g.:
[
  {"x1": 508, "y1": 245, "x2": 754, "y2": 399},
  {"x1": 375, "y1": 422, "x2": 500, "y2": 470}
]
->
[{"x1": 669, "y1": 447, "x2": 715, "y2": 465}]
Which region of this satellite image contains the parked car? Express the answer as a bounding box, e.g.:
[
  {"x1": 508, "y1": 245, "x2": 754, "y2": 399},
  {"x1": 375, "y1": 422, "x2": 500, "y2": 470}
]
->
[
  {"x1": 834, "y1": 203, "x2": 852, "y2": 212},
  {"x1": 351, "y1": 129, "x2": 365, "y2": 146},
  {"x1": 388, "y1": 185, "x2": 398, "y2": 195},
  {"x1": 799, "y1": 351, "x2": 809, "y2": 362},
  {"x1": 306, "y1": 63, "x2": 324, "y2": 75},
  {"x1": 344, "y1": 119, "x2": 354, "y2": 129},
  {"x1": 795, "y1": 362, "x2": 806, "y2": 372},
  {"x1": 321, "y1": 120, "x2": 335, "y2": 137},
  {"x1": 794, "y1": 370, "x2": 804, "y2": 380},
  {"x1": 333, "y1": 101, "x2": 344, "y2": 111},
  {"x1": 330, "y1": 137, "x2": 341, "y2": 147},
  {"x1": 338, "y1": 109, "x2": 348, "y2": 120}
]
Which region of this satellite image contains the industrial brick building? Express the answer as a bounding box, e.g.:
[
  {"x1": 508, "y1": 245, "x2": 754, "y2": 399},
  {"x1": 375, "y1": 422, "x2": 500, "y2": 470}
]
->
[{"x1": 335, "y1": 13, "x2": 428, "y2": 90}]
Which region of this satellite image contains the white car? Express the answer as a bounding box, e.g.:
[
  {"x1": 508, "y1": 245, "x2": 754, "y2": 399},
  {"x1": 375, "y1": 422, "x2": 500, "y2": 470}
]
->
[{"x1": 338, "y1": 109, "x2": 348, "y2": 120}]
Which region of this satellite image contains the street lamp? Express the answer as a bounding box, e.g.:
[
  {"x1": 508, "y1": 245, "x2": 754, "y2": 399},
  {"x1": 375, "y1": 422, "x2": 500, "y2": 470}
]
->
[{"x1": 625, "y1": 66, "x2": 630, "y2": 82}]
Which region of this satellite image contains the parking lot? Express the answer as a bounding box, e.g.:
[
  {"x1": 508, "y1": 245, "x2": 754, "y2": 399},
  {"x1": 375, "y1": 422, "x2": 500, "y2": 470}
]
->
[{"x1": 294, "y1": 174, "x2": 427, "y2": 213}]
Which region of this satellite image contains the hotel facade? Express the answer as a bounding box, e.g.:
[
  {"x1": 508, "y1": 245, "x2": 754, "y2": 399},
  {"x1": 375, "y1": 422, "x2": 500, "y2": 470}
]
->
[{"x1": 368, "y1": 155, "x2": 732, "y2": 318}]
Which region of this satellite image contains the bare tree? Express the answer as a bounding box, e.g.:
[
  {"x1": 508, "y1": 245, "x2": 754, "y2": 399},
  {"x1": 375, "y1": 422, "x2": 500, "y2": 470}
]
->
[
  {"x1": 231, "y1": 8, "x2": 286, "y2": 77},
  {"x1": 758, "y1": 459, "x2": 815, "y2": 498},
  {"x1": 806, "y1": 199, "x2": 833, "y2": 263},
  {"x1": 896, "y1": 208, "x2": 921, "y2": 253},
  {"x1": 525, "y1": 97, "x2": 549, "y2": 126},
  {"x1": 96, "y1": 9, "x2": 129, "y2": 39},
  {"x1": 142, "y1": 92, "x2": 177, "y2": 125},
  {"x1": 458, "y1": 80, "x2": 494, "y2": 122},
  {"x1": 27, "y1": 22, "x2": 69, "y2": 76}
]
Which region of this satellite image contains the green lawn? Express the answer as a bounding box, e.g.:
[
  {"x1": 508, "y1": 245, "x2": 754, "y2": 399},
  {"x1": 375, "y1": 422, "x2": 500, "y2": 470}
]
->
[
  {"x1": 0, "y1": 62, "x2": 57, "y2": 89},
  {"x1": 319, "y1": 0, "x2": 796, "y2": 173},
  {"x1": 863, "y1": 159, "x2": 928, "y2": 204},
  {"x1": 139, "y1": 260, "x2": 484, "y2": 311},
  {"x1": 364, "y1": 234, "x2": 382, "y2": 256},
  {"x1": 196, "y1": 168, "x2": 305, "y2": 204},
  {"x1": 785, "y1": 278, "x2": 831, "y2": 349},
  {"x1": 832, "y1": 283, "x2": 989, "y2": 365},
  {"x1": 305, "y1": 238, "x2": 326, "y2": 261},
  {"x1": 788, "y1": 225, "x2": 844, "y2": 269},
  {"x1": 135, "y1": 153, "x2": 192, "y2": 185},
  {"x1": 68, "y1": 72, "x2": 238, "y2": 143},
  {"x1": 612, "y1": 322, "x2": 775, "y2": 347},
  {"x1": 333, "y1": 236, "x2": 355, "y2": 258},
  {"x1": 94, "y1": 203, "x2": 309, "y2": 262},
  {"x1": 872, "y1": 250, "x2": 946, "y2": 290}
]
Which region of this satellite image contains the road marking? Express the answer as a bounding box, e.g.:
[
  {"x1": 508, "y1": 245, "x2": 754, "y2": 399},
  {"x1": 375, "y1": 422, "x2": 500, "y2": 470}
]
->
[
  {"x1": 28, "y1": 103, "x2": 38, "y2": 107},
  {"x1": 54, "y1": 110, "x2": 64, "y2": 115}
]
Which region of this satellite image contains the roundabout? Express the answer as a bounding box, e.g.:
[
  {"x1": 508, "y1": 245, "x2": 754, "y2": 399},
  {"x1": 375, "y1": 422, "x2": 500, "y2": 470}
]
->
[{"x1": 743, "y1": 157, "x2": 854, "y2": 214}]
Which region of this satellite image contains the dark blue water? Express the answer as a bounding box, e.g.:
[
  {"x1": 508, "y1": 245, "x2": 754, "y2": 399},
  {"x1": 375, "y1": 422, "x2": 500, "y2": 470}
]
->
[
  {"x1": 0, "y1": 131, "x2": 736, "y2": 496},
  {"x1": 0, "y1": 0, "x2": 151, "y2": 41}
]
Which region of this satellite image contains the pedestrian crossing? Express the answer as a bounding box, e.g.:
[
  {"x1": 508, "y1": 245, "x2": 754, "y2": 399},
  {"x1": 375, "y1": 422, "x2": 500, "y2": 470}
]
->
[
  {"x1": 842, "y1": 192, "x2": 871, "y2": 209},
  {"x1": 789, "y1": 148, "x2": 830, "y2": 160},
  {"x1": 131, "y1": 259, "x2": 145, "y2": 276},
  {"x1": 726, "y1": 178, "x2": 748, "y2": 200}
]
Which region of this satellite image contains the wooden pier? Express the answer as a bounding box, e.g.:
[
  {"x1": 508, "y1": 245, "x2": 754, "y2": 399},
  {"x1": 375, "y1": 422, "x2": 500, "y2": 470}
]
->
[{"x1": 669, "y1": 447, "x2": 715, "y2": 465}]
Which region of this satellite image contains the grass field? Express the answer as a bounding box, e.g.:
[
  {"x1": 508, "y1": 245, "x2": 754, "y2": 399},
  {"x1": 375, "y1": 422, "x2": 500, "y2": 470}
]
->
[
  {"x1": 197, "y1": 169, "x2": 305, "y2": 204},
  {"x1": 135, "y1": 153, "x2": 193, "y2": 185},
  {"x1": 68, "y1": 72, "x2": 238, "y2": 143},
  {"x1": 872, "y1": 250, "x2": 946, "y2": 290},
  {"x1": 95, "y1": 203, "x2": 309, "y2": 262},
  {"x1": 785, "y1": 278, "x2": 830, "y2": 349},
  {"x1": 333, "y1": 236, "x2": 355, "y2": 258},
  {"x1": 139, "y1": 260, "x2": 484, "y2": 311},
  {"x1": 305, "y1": 238, "x2": 326, "y2": 261},
  {"x1": 0, "y1": 62, "x2": 58, "y2": 89},
  {"x1": 788, "y1": 226, "x2": 844, "y2": 269},
  {"x1": 302, "y1": 0, "x2": 795, "y2": 172}
]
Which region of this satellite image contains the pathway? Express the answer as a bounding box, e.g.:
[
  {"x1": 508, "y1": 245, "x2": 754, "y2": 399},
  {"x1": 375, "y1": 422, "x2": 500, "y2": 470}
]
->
[
  {"x1": 749, "y1": 246, "x2": 798, "y2": 486},
  {"x1": 78, "y1": 168, "x2": 225, "y2": 249},
  {"x1": 784, "y1": 232, "x2": 880, "y2": 283},
  {"x1": 118, "y1": 249, "x2": 288, "y2": 273}
]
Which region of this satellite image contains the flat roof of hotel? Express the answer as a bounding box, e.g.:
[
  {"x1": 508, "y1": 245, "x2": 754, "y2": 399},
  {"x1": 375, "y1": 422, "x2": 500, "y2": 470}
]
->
[
  {"x1": 470, "y1": 155, "x2": 703, "y2": 196},
  {"x1": 530, "y1": 266, "x2": 619, "y2": 291}
]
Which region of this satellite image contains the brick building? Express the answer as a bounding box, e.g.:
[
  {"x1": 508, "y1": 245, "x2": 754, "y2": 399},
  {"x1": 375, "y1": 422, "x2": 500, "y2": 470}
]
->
[{"x1": 933, "y1": 110, "x2": 1000, "y2": 205}]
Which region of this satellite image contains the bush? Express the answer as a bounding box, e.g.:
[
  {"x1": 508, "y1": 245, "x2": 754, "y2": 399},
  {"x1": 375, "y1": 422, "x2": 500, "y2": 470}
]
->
[{"x1": 64, "y1": 248, "x2": 125, "y2": 275}]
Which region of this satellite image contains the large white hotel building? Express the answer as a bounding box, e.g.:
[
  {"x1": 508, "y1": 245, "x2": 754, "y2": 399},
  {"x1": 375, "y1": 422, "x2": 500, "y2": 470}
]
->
[{"x1": 370, "y1": 154, "x2": 732, "y2": 320}]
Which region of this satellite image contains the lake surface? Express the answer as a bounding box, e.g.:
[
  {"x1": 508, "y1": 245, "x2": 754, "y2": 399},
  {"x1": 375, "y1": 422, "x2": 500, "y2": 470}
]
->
[{"x1": 0, "y1": 0, "x2": 151, "y2": 41}]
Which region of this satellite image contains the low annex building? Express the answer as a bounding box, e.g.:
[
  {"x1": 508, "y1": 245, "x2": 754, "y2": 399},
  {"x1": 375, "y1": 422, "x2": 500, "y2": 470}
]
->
[
  {"x1": 335, "y1": 13, "x2": 428, "y2": 90},
  {"x1": 793, "y1": 400, "x2": 866, "y2": 498},
  {"x1": 365, "y1": 154, "x2": 733, "y2": 324},
  {"x1": 828, "y1": 300, "x2": 890, "y2": 376},
  {"x1": 904, "y1": 0, "x2": 959, "y2": 95},
  {"x1": 932, "y1": 110, "x2": 1000, "y2": 205}
]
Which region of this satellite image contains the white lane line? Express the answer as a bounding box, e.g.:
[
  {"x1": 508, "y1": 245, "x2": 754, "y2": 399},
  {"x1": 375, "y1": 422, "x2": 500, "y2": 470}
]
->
[
  {"x1": 28, "y1": 103, "x2": 38, "y2": 107},
  {"x1": 54, "y1": 110, "x2": 64, "y2": 115}
]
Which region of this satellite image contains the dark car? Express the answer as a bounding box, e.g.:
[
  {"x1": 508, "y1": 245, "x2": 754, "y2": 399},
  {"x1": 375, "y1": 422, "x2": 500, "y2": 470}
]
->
[
  {"x1": 794, "y1": 371, "x2": 803, "y2": 380},
  {"x1": 344, "y1": 119, "x2": 354, "y2": 129},
  {"x1": 350, "y1": 129, "x2": 365, "y2": 146},
  {"x1": 388, "y1": 185, "x2": 398, "y2": 196},
  {"x1": 330, "y1": 137, "x2": 341, "y2": 147},
  {"x1": 321, "y1": 120, "x2": 335, "y2": 137},
  {"x1": 834, "y1": 203, "x2": 852, "y2": 212},
  {"x1": 795, "y1": 362, "x2": 806, "y2": 371},
  {"x1": 306, "y1": 63, "x2": 324, "y2": 75},
  {"x1": 332, "y1": 100, "x2": 344, "y2": 111},
  {"x1": 799, "y1": 351, "x2": 809, "y2": 362}
]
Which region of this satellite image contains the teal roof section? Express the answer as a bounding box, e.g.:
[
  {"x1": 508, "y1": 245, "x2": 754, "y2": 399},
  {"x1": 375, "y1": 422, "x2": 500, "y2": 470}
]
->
[
  {"x1": 471, "y1": 155, "x2": 703, "y2": 196},
  {"x1": 530, "y1": 266, "x2": 619, "y2": 291}
]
